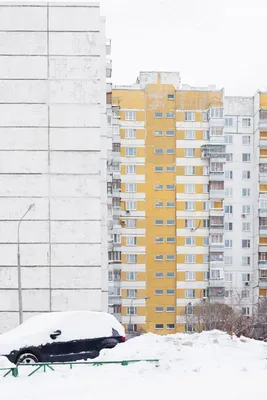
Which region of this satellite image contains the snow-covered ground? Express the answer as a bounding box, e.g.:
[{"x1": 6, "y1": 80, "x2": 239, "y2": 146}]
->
[{"x1": 1, "y1": 330, "x2": 267, "y2": 400}]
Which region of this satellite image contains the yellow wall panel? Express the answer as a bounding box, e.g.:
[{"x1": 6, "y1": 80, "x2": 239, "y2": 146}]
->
[
  {"x1": 112, "y1": 89, "x2": 145, "y2": 109},
  {"x1": 260, "y1": 149, "x2": 267, "y2": 156},
  {"x1": 260, "y1": 185, "x2": 267, "y2": 192},
  {"x1": 260, "y1": 93, "x2": 267, "y2": 109},
  {"x1": 259, "y1": 289, "x2": 267, "y2": 297},
  {"x1": 260, "y1": 131, "x2": 267, "y2": 138},
  {"x1": 260, "y1": 237, "x2": 267, "y2": 244}
]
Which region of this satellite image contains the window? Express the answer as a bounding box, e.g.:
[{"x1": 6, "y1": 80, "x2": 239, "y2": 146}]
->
[
  {"x1": 166, "y1": 166, "x2": 175, "y2": 172},
  {"x1": 154, "y1": 166, "x2": 163, "y2": 172},
  {"x1": 166, "y1": 306, "x2": 175, "y2": 312},
  {"x1": 225, "y1": 135, "x2": 233, "y2": 144},
  {"x1": 226, "y1": 153, "x2": 233, "y2": 162},
  {"x1": 185, "y1": 255, "x2": 196, "y2": 264},
  {"x1": 242, "y1": 205, "x2": 251, "y2": 215},
  {"x1": 166, "y1": 324, "x2": 175, "y2": 329},
  {"x1": 155, "y1": 272, "x2": 164, "y2": 278},
  {"x1": 242, "y1": 136, "x2": 251, "y2": 145},
  {"x1": 155, "y1": 202, "x2": 164, "y2": 208},
  {"x1": 203, "y1": 219, "x2": 210, "y2": 228},
  {"x1": 167, "y1": 94, "x2": 175, "y2": 100},
  {"x1": 126, "y1": 201, "x2": 136, "y2": 211},
  {"x1": 242, "y1": 239, "x2": 250, "y2": 248},
  {"x1": 242, "y1": 273, "x2": 251, "y2": 282},
  {"x1": 225, "y1": 187, "x2": 233, "y2": 197},
  {"x1": 242, "y1": 256, "x2": 251, "y2": 266},
  {"x1": 242, "y1": 188, "x2": 250, "y2": 197},
  {"x1": 203, "y1": 166, "x2": 209, "y2": 175},
  {"x1": 126, "y1": 272, "x2": 137, "y2": 281},
  {"x1": 167, "y1": 220, "x2": 175, "y2": 225},
  {"x1": 166, "y1": 148, "x2": 175, "y2": 154},
  {"x1": 185, "y1": 289, "x2": 195, "y2": 298},
  {"x1": 126, "y1": 183, "x2": 136, "y2": 192},
  {"x1": 126, "y1": 219, "x2": 136, "y2": 228},
  {"x1": 155, "y1": 237, "x2": 164, "y2": 243},
  {"x1": 203, "y1": 271, "x2": 209, "y2": 281},
  {"x1": 155, "y1": 255, "x2": 164, "y2": 261},
  {"x1": 155, "y1": 289, "x2": 164, "y2": 295},
  {"x1": 242, "y1": 171, "x2": 251, "y2": 179},
  {"x1": 185, "y1": 166, "x2": 195, "y2": 175},
  {"x1": 125, "y1": 129, "x2": 136, "y2": 138},
  {"x1": 224, "y1": 222, "x2": 233, "y2": 231},
  {"x1": 186, "y1": 271, "x2": 196, "y2": 281},
  {"x1": 203, "y1": 112, "x2": 208, "y2": 121},
  {"x1": 154, "y1": 148, "x2": 163, "y2": 154},
  {"x1": 155, "y1": 219, "x2": 164, "y2": 225},
  {"x1": 154, "y1": 130, "x2": 163, "y2": 136},
  {"x1": 210, "y1": 108, "x2": 223, "y2": 118},
  {"x1": 126, "y1": 236, "x2": 137, "y2": 246},
  {"x1": 127, "y1": 254, "x2": 137, "y2": 263},
  {"x1": 166, "y1": 202, "x2": 175, "y2": 207},
  {"x1": 166, "y1": 184, "x2": 175, "y2": 190},
  {"x1": 242, "y1": 290, "x2": 250, "y2": 298},
  {"x1": 126, "y1": 147, "x2": 136, "y2": 157},
  {"x1": 185, "y1": 237, "x2": 195, "y2": 246},
  {"x1": 224, "y1": 205, "x2": 233, "y2": 214},
  {"x1": 185, "y1": 184, "x2": 195, "y2": 194},
  {"x1": 166, "y1": 289, "x2": 175, "y2": 295},
  {"x1": 203, "y1": 184, "x2": 209, "y2": 193},
  {"x1": 112, "y1": 125, "x2": 119, "y2": 135},
  {"x1": 155, "y1": 307, "x2": 164, "y2": 312},
  {"x1": 166, "y1": 255, "x2": 175, "y2": 261},
  {"x1": 242, "y1": 308, "x2": 250, "y2": 316},
  {"x1": 225, "y1": 273, "x2": 233, "y2": 282},
  {"x1": 225, "y1": 256, "x2": 233, "y2": 265},
  {"x1": 127, "y1": 306, "x2": 137, "y2": 315},
  {"x1": 242, "y1": 118, "x2": 251, "y2": 127},
  {"x1": 125, "y1": 111, "x2": 136, "y2": 121},
  {"x1": 185, "y1": 219, "x2": 195, "y2": 229},
  {"x1": 166, "y1": 272, "x2": 175, "y2": 278},
  {"x1": 185, "y1": 201, "x2": 195, "y2": 211},
  {"x1": 166, "y1": 112, "x2": 175, "y2": 118},
  {"x1": 155, "y1": 184, "x2": 163, "y2": 190},
  {"x1": 185, "y1": 148, "x2": 195, "y2": 157},
  {"x1": 166, "y1": 237, "x2": 175, "y2": 243},
  {"x1": 203, "y1": 255, "x2": 209, "y2": 263},
  {"x1": 155, "y1": 324, "x2": 164, "y2": 329},
  {"x1": 242, "y1": 222, "x2": 251, "y2": 232},
  {"x1": 185, "y1": 111, "x2": 195, "y2": 121},
  {"x1": 203, "y1": 237, "x2": 209, "y2": 246},
  {"x1": 126, "y1": 165, "x2": 136, "y2": 174},
  {"x1": 225, "y1": 239, "x2": 233, "y2": 248},
  {"x1": 112, "y1": 143, "x2": 120, "y2": 152},
  {"x1": 242, "y1": 153, "x2": 251, "y2": 162},
  {"x1": 166, "y1": 130, "x2": 175, "y2": 136},
  {"x1": 203, "y1": 130, "x2": 209, "y2": 140},
  {"x1": 210, "y1": 269, "x2": 222, "y2": 280},
  {"x1": 225, "y1": 118, "x2": 233, "y2": 127},
  {"x1": 126, "y1": 289, "x2": 137, "y2": 298},
  {"x1": 203, "y1": 202, "x2": 212, "y2": 211},
  {"x1": 185, "y1": 130, "x2": 195, "y2": 140},
  {"x1": 154, "y1": 112, "x2": 163, "y2": 118}
]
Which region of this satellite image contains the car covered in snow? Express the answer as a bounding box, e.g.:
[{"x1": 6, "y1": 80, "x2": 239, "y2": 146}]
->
[{"x1": 0, "y1": 311, "x2": 125, "y2": 365}]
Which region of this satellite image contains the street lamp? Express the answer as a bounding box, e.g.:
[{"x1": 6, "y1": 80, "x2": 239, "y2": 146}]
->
[
  {"x1": 128, "y1": 296, "x2": 149, "y2": 333},
  {"x1": 17, "y1": 204, "x2": 34, "y2": 324}
]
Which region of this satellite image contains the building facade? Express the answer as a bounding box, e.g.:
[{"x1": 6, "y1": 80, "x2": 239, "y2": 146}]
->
[
  {"x1": 109, "y1": 71, "x2": 267, "y2": 334},
  {"x1": 0, "y1": 2, "x2": 111, "y2": 332}
]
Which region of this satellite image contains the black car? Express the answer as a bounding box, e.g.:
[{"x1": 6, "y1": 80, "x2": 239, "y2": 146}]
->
[{"x1": 0, "y1": 311, "x2": 125, "y2": 364}]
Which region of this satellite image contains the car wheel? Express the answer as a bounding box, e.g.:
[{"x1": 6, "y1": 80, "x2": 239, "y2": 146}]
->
[{"x1": 16, "y1": 352, "x2": 40, "y2": 365}]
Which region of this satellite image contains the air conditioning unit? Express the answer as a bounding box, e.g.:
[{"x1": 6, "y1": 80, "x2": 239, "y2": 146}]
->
[
  {"x1": 242, "y1": 214, "x2": 246, "y2": 218},
  {"x1": 120, "y1": 220, "x2": 126, "y2": 225},
  {"x1": 126, "y1": 210, "x2": 130, "y2": 214},
  {"x1": 245, "y1": 281, "x2": 250, "y2": 286},
  {"x1": 190, "y1": 228, "x2": 195, "y2": 232}
]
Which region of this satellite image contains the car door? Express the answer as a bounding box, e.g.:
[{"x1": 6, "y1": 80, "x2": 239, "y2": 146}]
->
[{"x1": 39, "y1": 328, "x2": 75, "y2": 362}]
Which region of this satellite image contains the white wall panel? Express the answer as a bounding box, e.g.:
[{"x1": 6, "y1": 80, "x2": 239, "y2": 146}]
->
[
  {"x1": 50, "y1": 128, "x2": 100, "y2": 151},
  {"x1": 50, "y1": 175, "x2": 100, "y2": 197},
  {"x1": 0, "y1": 151, "x2": 48, "y2": 174},
  {"x1": 0, "y1": 105, "x2": 48, "y2": 127},
  {"x1": 49, "y1": 32, "x2": 100, "y2": 56},
  {"x1": 51, "y1": 267, "x2": 102, "y2": 289},
  {"x1": 49, "y1": 5, "x2": 100, "y2": 31},
  {"x1": 0, "y1": 175, "x2": 49, "y2": 197},
  {"x1": 51, "y1": 221, "x2": 101, "y2": 243},
  {"x1": 51, "y1": 244, "x2": 101, "y2": 266},
  {"x1": 23, "y1": 290, "x2": 50, "y2": 311},
  {"x1": 49, "y1": 80, "x2": 100, "y2": 104},
  {"x1": 49, "y1": 105, "x2": 100, "y2": 127},
  {"x1": 50, "y1": 198, "x2": 100, "y2": 220},
  {"x1": 0, "y1": 80, "x2": 47, "y2": 103},
  {"x1": 0, "y1": 198, "x2": 49, "y2": 220},
  {"x1": 0, "y1": 267, "x2": 49, "y2": 289},
  {"x1": 51, "y1": 289, "x2": 102, "y2": 311},
  {"x1": 0, "y1": 290, "x2": 18, "y2": 310},
  {"x1": 0, "y1": 6, "x2": 47, "y2": 31},
  {"x1": 0, "y1": 221, "x2": 49, "y2": 243},
  {"x1": 0, "y1": 32, "x2": 47, "y2": 55},
  {"x1": 49, "y1": 56, "x2": 99, "y2": 80},
  {"x1": 0, "y1": 128, "x2": 48, "y2": 150},
  {"x1": 50, "y1": 152, "x2": 100, "y2": 174},
  {"x1": 0, "y1": 56, "x2": 47, "y2": 79},
  {"x1": 0, "y1": 244, "x2": 49, "y2": 266},
  {"x1": 0, "y1": 312, "x2": 18, "y2": 333}
]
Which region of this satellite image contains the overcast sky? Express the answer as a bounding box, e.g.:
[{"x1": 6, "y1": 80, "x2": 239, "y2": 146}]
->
[{"x1": 100, "y1": 0, "x2": 267, "y2": 96}]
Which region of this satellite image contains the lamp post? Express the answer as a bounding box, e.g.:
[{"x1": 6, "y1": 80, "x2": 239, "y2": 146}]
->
[
  {"x1": 17, "y1": 204, "x2": 34, "y2": 324},
  {"x1": 128, "y1": 296, "x2": 149, "y2": 333}
]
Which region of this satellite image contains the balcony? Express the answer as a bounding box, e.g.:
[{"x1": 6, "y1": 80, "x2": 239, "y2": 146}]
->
[
  {"x1": 112, "y1": 134, "x2": 121, "y2": 144},
  {"x1": 208, "y1": 287, "x2": 225, "y2": 298},
  {"x1": 108, "y1": 296, "x2": 122, "y2": 305},
  {"x1": 260, "y1": 173, "x2": 267, "y2": 183},
  {"x1": 209, "y1": 242, "x2": 224, "y2": 251},
  {"x1": 259, "y1": 118, "x2": 267, "y2": 130},
  {"x1": 259, "y1": 226, "x2": 267, "y2": 236},
  {"x1": 210, "y1": 217, "x2": 224, "y2": 227},
  {"x1": 201, "y1": 145, "x2": 226, "y2": 162},
  {"x1": 209, "y1": 189, "x2": 225, "y2": 200},
  {"x1": 260, "y1": 138, "x2": 267, "y2": 148},
  {"x1": 210, "y1": 208, "x2": 224, "y2": 217},
  {"x1": 209, "y1": 171, "x2": 224, "y2": 181},
  {"x1": 106, "y1": 82, "x2": 112, "y2": 93},
  {"x1": 113, "y1": 207, "x2": 121, "y2": 217},
  {"x1": 106, "y1": 59, "x2": 112, "y2": 78},
  {"x1": 259, "y1": 278, "x2": 267, "y2": 289},
  {"x1": 112, "y1": 151, "x2": 120, "y2": 162},
  {"x1": 209, "y1": 136, "x2": 225, "y2": 145},
  {"x1": 259, "y1": 260, "x2": 267, "y2": 268},
  {"x1": 106, "y1": 38, "x2": 111, "y2": 55},
  {"x1": 113, "y1": 313, "x2": 122, "y2": 322},
  {"x1": 259, "y1": 245, "x2": 267, "y2": 252},
  {"x1": 209, "y1": 260, "x2": 224, "y2": 269},
  {"x1": 260, "y1": 155, "x2": 267, "y2": 164},
  {"x1": 208, "y1": 279, "x2": 225, "y2": 288}
]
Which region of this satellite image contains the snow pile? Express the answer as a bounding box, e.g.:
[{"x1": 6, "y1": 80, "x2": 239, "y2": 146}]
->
[{"x1": 0, "y1": 356, "x2": 15, "y2": 369}]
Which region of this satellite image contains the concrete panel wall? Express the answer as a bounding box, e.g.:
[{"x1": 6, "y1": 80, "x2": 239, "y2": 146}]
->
[
  {"x1": 49, "y1": 80, "x2": 100, "y2": 104},
  {"x1": 0, "y1": 267, "x2": 50, "y2": 289},
  {"x1": 0, "y1": 151, "x2": 48, "y2": 173},
  {"x1": 51, "y1": 221, "x2": 101, "y2": 243},
  {"x1": 0, "y1": 81, "x2": 48, "y2": 103},
  {"x1": 50, "y1": 198, "x2": 100, "y2": 220},
  {"x1": 51, "y1": 290, "x2": 102, "y2": 311},
  {"x1": 0, "y1": 6, "x2": 47, "y2": 30},
  {"x1": 50, "y1": 175, "x2": 100, "y2": 197},
  {"x1": 51, "y1": 267, "x2": 102, "y2": 289},
  {"x1": 0, "y1": 175, "x2": 49, "y2": 197},
  {"x1": 0, "y1": 32, "x2": 47, "y2": 55},
  {"x1": 51, "y1": 244, "x2": 101, "y2": 266},
  {"x1": 49, "y1": 104, "x2": 100, "y2": 127},
  {"x1": 0, "y1": 128, "x2": 48, "y2": 150},
  {"x1": 50, "y1": 128, "x2": 100, "y2": 150},
  {"x1": 49, "y1": 57, "x2": 99, "y2": 79},
  {"x1": 0, "y1": 56, "x2": 47, "y2": 79},
  {"x1": 49, "y1": 32, "x2": 100, "y2": 56},
  {"x1": 0, "y1": 198, "x2": 49, "y2": 220},
  {"x1": 0, "y1": 104, "x2": 48, "y2": 126},
  {"x1": 0, "y1": 221, "x2": 49, "y2": 243},
  {"x1": 49, "y1": 5, "x2": 100, "y2": 31},
  {"x1": 50, "y1": 152, "x2": 100, "y2": 174}
]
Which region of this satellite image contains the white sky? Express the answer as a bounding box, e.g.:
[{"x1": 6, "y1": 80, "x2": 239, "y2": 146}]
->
[{"x1": 100, "y1": 0, "x2": 267, "y2": 96}]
